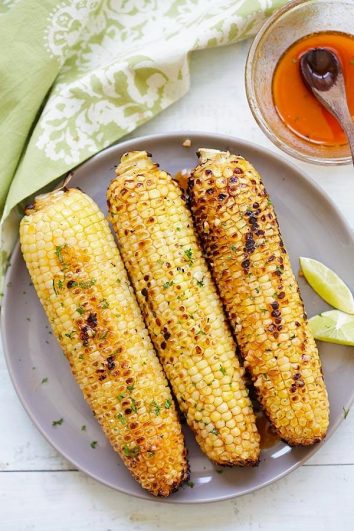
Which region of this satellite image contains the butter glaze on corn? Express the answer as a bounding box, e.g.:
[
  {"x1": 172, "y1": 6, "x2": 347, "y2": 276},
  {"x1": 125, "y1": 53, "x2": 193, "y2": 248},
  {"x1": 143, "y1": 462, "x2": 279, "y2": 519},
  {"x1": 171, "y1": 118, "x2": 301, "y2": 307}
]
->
[
  {"x1": 107, "y1": 151, "x2": 260, "y2": 466},
  {"x1": 20, "y1": 188, "x2": 188, "y2": 496},
  {"x1": 189, "y1": 149, "x2": 329, "y2": 446}
]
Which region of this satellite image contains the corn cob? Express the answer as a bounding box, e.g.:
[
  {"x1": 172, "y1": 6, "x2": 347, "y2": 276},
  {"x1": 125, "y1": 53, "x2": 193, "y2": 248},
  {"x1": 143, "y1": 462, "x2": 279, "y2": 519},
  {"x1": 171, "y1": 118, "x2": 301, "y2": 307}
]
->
[
  {"x1": 107, "y1": 151, "x2": 260, "y2": 465},
  {"x1": 20, "y1": 188, "x2": 188, "y2": 496},
  {"x1": 188, "y1": 148, "x2": 329, "y2": 446}
]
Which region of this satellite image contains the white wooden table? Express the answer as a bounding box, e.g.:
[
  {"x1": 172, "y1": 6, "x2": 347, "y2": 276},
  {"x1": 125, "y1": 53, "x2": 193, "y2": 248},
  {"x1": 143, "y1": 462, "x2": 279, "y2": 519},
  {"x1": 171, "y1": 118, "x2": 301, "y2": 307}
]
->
[{"x1": 1, "y1": 40, "x2": 354, "y2": 531}]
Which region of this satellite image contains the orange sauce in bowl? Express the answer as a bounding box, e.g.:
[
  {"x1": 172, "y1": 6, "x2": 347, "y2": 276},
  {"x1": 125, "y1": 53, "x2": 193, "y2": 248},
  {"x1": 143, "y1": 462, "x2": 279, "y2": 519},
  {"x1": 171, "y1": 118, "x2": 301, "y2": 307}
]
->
[{"x1": 272, "y1": 31, "x2": 354, "y2": 146}]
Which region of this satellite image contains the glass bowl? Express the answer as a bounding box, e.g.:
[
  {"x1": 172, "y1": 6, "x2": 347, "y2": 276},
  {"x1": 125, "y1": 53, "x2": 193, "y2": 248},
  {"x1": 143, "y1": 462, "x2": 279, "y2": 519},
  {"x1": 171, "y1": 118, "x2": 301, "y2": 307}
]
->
[{"x1": 245, "y1": 0, "x2": 354, "y2": 165}]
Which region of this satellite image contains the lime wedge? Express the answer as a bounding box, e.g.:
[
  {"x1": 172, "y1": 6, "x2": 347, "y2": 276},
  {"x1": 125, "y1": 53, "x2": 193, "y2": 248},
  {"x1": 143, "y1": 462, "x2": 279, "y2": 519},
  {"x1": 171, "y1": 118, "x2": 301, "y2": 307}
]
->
[
  {"x1": 300, "y1": 257, "x2": 354, "y2": 314},
  {"x1": 309, "y1": 310, "x2": 354, "y2": 346}
]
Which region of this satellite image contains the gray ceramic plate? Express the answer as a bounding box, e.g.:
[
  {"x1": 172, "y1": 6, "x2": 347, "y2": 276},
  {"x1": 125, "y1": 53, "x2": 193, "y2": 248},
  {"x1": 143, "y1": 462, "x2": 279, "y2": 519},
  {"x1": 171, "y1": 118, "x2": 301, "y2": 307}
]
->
[{"x1": 2, "y1": 132, "x2": 354, "y2": 504}]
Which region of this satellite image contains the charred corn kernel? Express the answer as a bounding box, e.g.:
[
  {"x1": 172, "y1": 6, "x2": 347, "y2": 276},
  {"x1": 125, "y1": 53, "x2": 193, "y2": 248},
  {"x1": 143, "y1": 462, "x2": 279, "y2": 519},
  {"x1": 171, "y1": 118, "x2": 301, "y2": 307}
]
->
[
  {"x1": 189, "y1": 148, "x2": 329, "y2": 446},
  {"x1": 107, "y1": 151, "x2": 260, "y2": 466},
  {"x1": 20, "y1": 188, "x2": 188, "y2": 496}
]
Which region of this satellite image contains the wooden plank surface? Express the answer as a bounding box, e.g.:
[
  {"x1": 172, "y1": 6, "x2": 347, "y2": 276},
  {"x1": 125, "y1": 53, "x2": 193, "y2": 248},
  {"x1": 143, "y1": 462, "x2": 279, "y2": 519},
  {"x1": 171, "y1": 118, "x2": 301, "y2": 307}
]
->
[
  {"x1": 1, "y1": 467, "x2": 353, "y2": 531},
  {"x1": 1, "y1": 39, "x2": 354, "y2": 530}
]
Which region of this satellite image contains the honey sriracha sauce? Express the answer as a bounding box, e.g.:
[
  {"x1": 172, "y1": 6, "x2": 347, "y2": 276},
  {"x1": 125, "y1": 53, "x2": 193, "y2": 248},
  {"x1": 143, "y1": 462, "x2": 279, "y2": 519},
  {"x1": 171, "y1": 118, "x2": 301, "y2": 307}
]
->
[{"x1": 273, "y1": 31, "x2": 354, "y2": 146}]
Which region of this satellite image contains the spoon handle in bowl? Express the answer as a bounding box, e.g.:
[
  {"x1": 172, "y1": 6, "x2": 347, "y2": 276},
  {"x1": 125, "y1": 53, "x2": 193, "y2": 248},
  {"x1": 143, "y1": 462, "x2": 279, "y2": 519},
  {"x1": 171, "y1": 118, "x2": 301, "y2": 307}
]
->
[{"x1": 313, "y1": 79, "x2": 354, "y2": 165}]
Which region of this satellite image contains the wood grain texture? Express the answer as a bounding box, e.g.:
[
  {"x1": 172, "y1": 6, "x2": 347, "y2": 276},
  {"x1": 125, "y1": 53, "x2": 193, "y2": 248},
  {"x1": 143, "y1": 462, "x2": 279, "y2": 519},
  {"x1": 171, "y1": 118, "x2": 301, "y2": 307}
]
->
[
  {"x1": 1, "y1": 468, "x2": 354, "y2": 531},
  {"x1": 1, "y1": 39, "x2": 354, "y2": 529}
]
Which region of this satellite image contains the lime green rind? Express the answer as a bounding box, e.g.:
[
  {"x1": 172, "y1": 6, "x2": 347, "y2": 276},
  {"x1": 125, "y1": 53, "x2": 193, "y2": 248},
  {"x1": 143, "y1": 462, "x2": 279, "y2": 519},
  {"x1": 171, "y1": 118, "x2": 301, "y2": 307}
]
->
[
  {"x1": 300, "y1": 257, "x2": 354, "y2": 315},
  {"x1": 309, "y1": 311, "x2": 354, "y2": 346}
]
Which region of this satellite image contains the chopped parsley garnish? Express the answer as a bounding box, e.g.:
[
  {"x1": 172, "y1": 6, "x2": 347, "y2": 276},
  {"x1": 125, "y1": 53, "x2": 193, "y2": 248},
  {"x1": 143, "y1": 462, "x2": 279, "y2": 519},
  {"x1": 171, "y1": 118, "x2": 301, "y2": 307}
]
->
[
  {"x1": 343, "y1": 407, "x2": 350, "y2": 419},
  {"x1": 55, "y1": 245, "x2": 65, "y2": 265},
  {"x1": 52, "y1": 279, "x2": 58, "y2": 296},
  {"x1": 163, "y1": 281, "x2": 174, "y2": 289},
  {"x1": 151, "y1": 400, "x2": 161, "y2": 416},
  {"x1": 186, "y1": 481, "x2": 194, "y2": 488},
  {"x1": 130, "y1": 398, "x2": 138, "y2": 413},
  {"x1": 184, "y1": 248, "x2": 193, "y2": 264},
  {"x1": 176, "y1": 227, "x2": 181, "y2": 231},
  {"x1": 255, "y1": 288, "x2": 260, "y2": 294},
  {"x1": 117, "y1": 413, "x2": 127, "y2": 426},
  {"x1": 123, "y1": 445, "x2": 140, "y2": 458},
  {"x1": 219, "y1": 365, "x2": 226, "y2": 376},
  {"x1": 164, "y1": 399, "x2": 172, "y2": 409},
  {"x1": 100, "y1": 299, "x2": 109, "y2": 309},
  {"x1": 196, "y1": 278, "x2": 204, "y2": 287},
  {"x1": 58, "y1": 280, "x2": 64, "y2": 290},
  {"x1": 211, "y1": 428, "x2": 219, "y2": 435},
  {"x1": 90, "y1": 441, "x2": 97, "y2": 449},
  {"x1": 52, "y1": 418, "x2": 64, "y2": 427},
  {"x1": 79, "y1": 279, "x2": 96, "y2": 289},
  {"x1": 99, "y1": 331, "x2": 108, "y2": 340},
  {"x1": 127, "y1": 385, "x2": 135, "y2": 392},
  {"x1": 197, "y1": 329, "x2": 206, "y2": 336},
  {"x1": 290, "y1": 334, "x2": 296, "y2": 340},
  {"x1": 117, "y1": 393, "x2": 125, "y2": 401},
  {"x1": 231, "y1": 245, "x2": 237, "y2": 252},
  {"x1": 81, "y1": 425, "x2": 86, "y2": 431},
  {"x1": 41, "y1": 377, "x2": 48, "y2": 384},
  {"x1": 267, "y1": 199, "x2": 272, "y2": 206},
  {"x1": 76, "y1": 306, "x2": 85, "y2": 315},
  {"x1": 64, "y1": 331, "x2": 75, "y2": 339}
]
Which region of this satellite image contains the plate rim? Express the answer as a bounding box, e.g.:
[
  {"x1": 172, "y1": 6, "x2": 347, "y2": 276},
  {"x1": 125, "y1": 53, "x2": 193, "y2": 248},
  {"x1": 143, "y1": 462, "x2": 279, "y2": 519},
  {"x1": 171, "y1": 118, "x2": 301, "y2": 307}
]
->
[{"x1": 2, "y1": 130, "x2": 354, "y2": 504}]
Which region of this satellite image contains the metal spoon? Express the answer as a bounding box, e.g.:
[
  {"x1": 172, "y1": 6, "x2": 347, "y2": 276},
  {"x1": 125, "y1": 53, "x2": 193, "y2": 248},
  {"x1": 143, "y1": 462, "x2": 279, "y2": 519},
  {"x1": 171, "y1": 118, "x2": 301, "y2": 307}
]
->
[{"x1": 300, "y1": 48, "x2": 354, "y2": 164}]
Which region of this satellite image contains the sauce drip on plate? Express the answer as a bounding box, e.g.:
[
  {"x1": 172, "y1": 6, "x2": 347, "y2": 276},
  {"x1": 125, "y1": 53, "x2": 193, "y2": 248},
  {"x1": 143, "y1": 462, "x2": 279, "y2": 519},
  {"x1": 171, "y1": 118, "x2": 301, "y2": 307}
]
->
[
  {"x1": 174, "y1": 169, "x2": 191, "y2": 192},
  {"x1": 272, "y1": 31, "x2": 354, "y2": 146},
  {"x1": 256, "y1": 414, "x2": 280, "y2": 450}
]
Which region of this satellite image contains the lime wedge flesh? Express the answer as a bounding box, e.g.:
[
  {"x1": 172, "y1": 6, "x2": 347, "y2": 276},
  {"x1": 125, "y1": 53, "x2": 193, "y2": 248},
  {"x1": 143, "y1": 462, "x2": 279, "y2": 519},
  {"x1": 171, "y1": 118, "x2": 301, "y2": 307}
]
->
[
  {"x1": 300, "y1": 257, "x2": 354, "y2": 314},
  {"x1": 309, "y1": 310, "x2": 354, "y2": 346}
]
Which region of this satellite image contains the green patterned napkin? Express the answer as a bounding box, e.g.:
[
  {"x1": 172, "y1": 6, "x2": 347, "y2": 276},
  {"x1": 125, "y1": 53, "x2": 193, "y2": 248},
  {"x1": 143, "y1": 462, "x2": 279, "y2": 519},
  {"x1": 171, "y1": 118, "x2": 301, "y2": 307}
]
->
[{"x1": 0, "y1": 0, "x2": 287, "y2": 286}]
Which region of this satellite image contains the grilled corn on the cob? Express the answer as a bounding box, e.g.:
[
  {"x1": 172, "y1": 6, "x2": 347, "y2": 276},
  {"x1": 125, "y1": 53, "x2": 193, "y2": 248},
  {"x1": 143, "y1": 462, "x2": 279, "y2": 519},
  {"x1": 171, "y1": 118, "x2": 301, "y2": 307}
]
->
[
  {"x1": 20, "y1": 188, "x2": 188, "y2": 496},
  {"x1": 107, "y1": 151, "x2": 260, "y2": 465},
  {"x1": 189, "y1": 148, "x2": 329, "y2": 446}
]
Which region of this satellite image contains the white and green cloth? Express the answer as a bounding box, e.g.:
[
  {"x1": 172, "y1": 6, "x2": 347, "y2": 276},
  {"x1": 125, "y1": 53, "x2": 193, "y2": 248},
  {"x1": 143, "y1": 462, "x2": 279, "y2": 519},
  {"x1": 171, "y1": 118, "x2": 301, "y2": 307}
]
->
[{"x1": 0, "y1": 0, "x2": 287, "y2": 286}]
